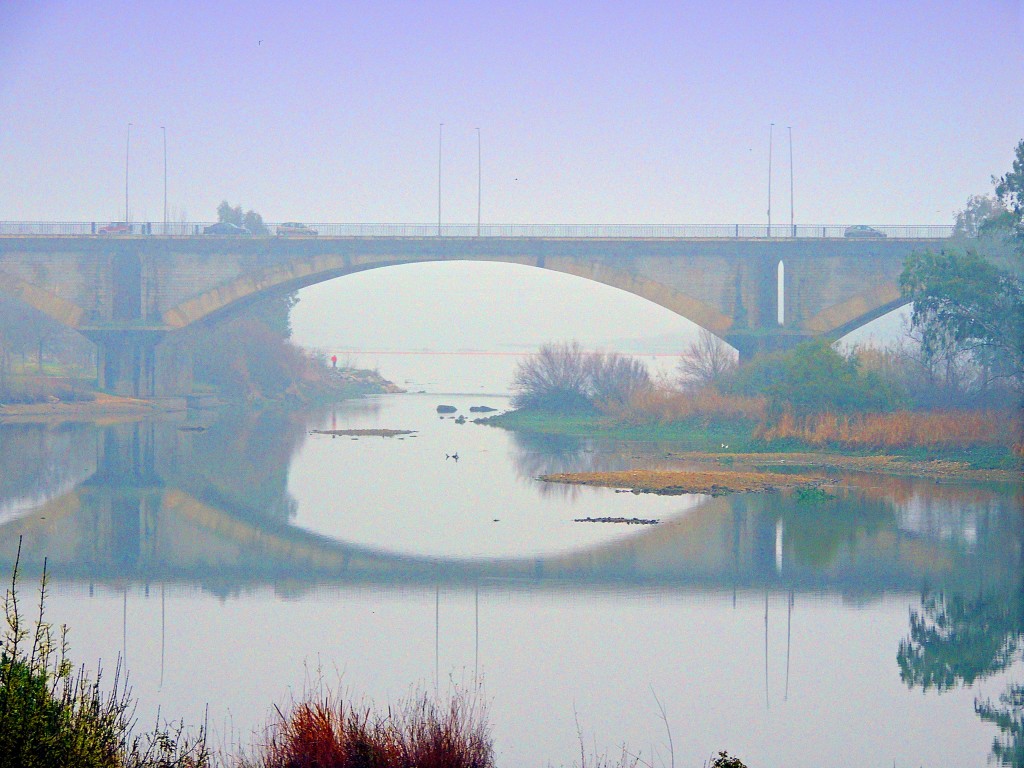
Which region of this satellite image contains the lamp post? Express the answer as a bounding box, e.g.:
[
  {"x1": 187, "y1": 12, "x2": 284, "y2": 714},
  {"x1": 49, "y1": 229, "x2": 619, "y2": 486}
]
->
[
  {"x1": 788, "y1": 126, "x2": 794, "y2": 237},
  {"x1": 767, "y1": 122, "x2": 774, "y2": 237},
  {"x1": 161, "y1": 126, "x2": 167, "y2": 235},
  {"x1": 125, "y1": 122, "x2": 132, "y2": 225},
  {"x1": 438, "y1": 123, "x2": 444, "y2": 237},
  {"x1": 476, "y1": 127, "x2": 481, "y2": 237}
]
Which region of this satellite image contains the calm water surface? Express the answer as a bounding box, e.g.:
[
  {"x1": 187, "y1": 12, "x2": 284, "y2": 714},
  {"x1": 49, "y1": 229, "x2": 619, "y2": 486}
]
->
[{"x1": 0, "y1": 372, "x2": 1021, "y2": 767}]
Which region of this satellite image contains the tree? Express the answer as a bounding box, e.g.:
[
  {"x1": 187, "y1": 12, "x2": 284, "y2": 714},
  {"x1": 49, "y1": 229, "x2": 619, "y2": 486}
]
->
[
  {"x1": 676, "y1": 329, "x2": 737, "y2": 388},
  {"x1": 587, "y1": 351, "x2": 651, "y2": 407},
  {"x1": 511, "y1": 342, "x2": 593, "y2": 412},
  {"x1": 899, "y1": 248, "x2": 1024, "y2": 390},
  {"x1": 994, "y1": 140, "x2": 1024, "y2": 224},
  {"x1": 953, "y1": 194, "x2": 1007, "y2": 239},
  {"x1": 510, "y1": 342, "x2": 652, "y2": 413},
  {"x1": 721, "y1": 339, "x2": 903, "y2": 415},
  {"x1": 216, "y1": 200, "x2": 268, "y2": 235}
]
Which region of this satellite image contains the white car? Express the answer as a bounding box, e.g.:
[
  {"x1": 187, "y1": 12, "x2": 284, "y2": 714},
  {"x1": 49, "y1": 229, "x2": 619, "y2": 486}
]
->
[{"x1": 276, "y1": 222, "x2": 318, "y2": 237}]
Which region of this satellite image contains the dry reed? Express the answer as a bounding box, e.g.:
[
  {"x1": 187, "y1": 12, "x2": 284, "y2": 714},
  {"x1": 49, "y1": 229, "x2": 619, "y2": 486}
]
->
[
  {"x1": 605, "y1": 387, "x2": 767, "y2": 424},
  {"x1": 240, "y1": 688, "x2": 493, "y2": 768},
  {"x1": 757, "y1": 410, "x2": 1021, "y2": 449}
]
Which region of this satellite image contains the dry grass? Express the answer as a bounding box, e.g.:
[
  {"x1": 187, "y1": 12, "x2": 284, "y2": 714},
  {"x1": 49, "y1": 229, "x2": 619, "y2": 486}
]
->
[
  {"x1": 539, "y1": 469, "x2": 822, "y2": 495},
  {"x1": 239, "y1": 688, "x2": 493, "y2": 768},
  {"x1": 605, "y1": 387, "x2": 767, "y2": 424},
  {"x1": 756, "y1": 410, "x2": 1022, "y2": 449}
]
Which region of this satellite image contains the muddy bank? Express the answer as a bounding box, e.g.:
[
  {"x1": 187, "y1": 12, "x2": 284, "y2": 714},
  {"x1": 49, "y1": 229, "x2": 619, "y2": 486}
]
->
[
  {"x1": 540, "y1": 468, "x2": 825, "y2": 495},
  {"x1": 0, "y1": 393, "x2": 183, "y2": 424},
  {"x1": 663, "y1": 451, "x2": 1022, "y2": 484}
]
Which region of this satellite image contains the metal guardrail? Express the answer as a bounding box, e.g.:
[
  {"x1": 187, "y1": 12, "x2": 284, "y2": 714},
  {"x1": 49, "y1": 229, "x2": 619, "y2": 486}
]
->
[{"x1": 0, "y1": 221, "x2": 955, "y2": 239}]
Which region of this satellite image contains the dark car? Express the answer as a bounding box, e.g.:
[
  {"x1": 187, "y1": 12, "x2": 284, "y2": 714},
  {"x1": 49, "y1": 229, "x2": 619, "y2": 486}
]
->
[
  {"x1": 843, "y1": 225, "x2": 887, "y2": 239},
  {"x1": 203, "y1": 222, "x2": 251, "y2": 235}
]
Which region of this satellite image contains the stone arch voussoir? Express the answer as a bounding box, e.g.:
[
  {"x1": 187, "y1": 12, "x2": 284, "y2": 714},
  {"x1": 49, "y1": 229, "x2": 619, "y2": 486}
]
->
[
  {"x1": 161, "y1": 252, "x2": 735, "y2": 335},
  {"x1": 0, "y1": 269, "x2": 86, "y2": 329}
]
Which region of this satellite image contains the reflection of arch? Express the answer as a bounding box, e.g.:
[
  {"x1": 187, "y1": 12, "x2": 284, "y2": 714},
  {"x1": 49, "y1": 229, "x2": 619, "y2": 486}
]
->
[
  {"x1": 801, "y1": 283, "x2": 905, "y2": 337},
  {"x1": 0, "y1": 268, "x2": 86, "y2": 328},
  {"x1": 161, "y1": 254, "x2": 734, "y2": 335}
]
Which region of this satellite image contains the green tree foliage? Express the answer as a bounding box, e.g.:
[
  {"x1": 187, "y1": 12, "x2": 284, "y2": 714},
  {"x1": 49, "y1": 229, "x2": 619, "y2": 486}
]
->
[
  {"x1": 899, "y1": 248, "x2": 1024, "y2": 389},
  {"x1": 216, "y1": 200, "x2": 269, "y2": 235},
  {"x1": 995, "y1": 139, "x2": 1024, "y2": 235},
  {"x1": 953, "y1": 194, "x2": 1008, "y2": 240},
  {"x1": 723, "y1": 339, "x2": 904, "y2": 415}
]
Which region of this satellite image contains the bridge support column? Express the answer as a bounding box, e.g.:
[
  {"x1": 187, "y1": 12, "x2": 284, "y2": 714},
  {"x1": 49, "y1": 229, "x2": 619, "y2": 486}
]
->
[
  {"x1": 724, "y1": 330, "x2": 817, "y2": 362},
  {"x1": 84, "y1": 330, "x2": 193, "y2": 397}
]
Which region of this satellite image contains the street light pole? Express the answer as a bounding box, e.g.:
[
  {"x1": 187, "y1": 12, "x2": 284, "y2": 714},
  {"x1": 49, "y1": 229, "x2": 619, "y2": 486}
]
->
[
  {"x1": 476, "y1": 127, "x2": 481, "y2": 237},
  {"x1": 767, "y1": 122, "x2": 774, "y2": 237},
  {"x1": 161, "y1": 126, "x2": 167, "y2": 235},
  {"x1": 438, "y1": 123, "x2": 444, "y2": 237},
  {"x1": 125, "y1": 122, "x2": 132, "y2": 225},
  {"x1": 788, "y1": 126, "x2": 794, "y2": 237}
]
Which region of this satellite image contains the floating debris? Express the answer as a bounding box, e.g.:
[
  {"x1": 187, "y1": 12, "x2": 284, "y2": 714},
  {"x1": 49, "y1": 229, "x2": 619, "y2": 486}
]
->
[{"x1": 574, "y1": 516, "x2": 660, "y2": 525}]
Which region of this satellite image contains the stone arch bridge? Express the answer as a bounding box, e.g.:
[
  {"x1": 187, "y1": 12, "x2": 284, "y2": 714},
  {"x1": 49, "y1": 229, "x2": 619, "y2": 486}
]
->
[{"x1": 0, "y1": 234, "x2": 943, "y2": 396}]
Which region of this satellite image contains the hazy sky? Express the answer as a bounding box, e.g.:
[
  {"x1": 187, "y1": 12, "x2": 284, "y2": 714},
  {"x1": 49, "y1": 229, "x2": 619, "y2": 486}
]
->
[
  {"x1": 1, "y1": 2, "x2": 1021, "y2": 360},
  {"x1": 2, "y1": 1, "x2": 1022, "y2": 225}
]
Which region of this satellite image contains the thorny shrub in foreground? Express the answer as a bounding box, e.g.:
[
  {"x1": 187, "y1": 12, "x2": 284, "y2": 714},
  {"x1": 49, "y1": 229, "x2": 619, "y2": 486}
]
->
[{"x1": 0, "y1": 539, "x2": 209, "y2": 768}]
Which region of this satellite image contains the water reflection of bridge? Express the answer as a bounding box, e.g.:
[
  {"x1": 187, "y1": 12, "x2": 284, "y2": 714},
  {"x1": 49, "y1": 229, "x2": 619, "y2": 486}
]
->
[{"x1": 0, "y1": 419, "x2": 1019, "y2": 595}]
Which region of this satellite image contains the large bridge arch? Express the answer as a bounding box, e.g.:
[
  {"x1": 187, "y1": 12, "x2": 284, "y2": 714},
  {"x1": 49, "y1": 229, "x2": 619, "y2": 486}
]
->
[{"x1": 160, "y1": 251, "x2": 735, "y2": 337}]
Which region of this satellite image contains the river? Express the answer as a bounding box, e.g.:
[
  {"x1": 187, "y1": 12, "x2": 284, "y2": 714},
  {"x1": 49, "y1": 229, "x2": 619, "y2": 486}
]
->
[{"x1": 0, "y1": 356, "x2": 1021, "y2": 767}]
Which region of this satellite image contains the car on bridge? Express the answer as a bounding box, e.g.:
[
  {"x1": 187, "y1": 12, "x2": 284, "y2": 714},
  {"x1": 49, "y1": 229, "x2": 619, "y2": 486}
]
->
[
  {"x1": 843, "y1": 225, "x2": 887, "y2": 239},
  {"x1": 276, "y1": 222, "x2": 318, "y2": 237},
  {"x1": 98, "y1": 222, "x2": 131, "y2": 235},
  {"x1": 203, "y1": 222, "x2": 252, "y2": 235}
]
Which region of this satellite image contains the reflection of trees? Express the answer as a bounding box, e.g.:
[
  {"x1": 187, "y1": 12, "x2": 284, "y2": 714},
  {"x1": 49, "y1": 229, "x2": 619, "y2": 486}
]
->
[
  {"x1": 898, "y1": 509, "x2": 1024, "y2": 766},
  {"x1": 898, "y1": 590, "x2": 1021, "y2": 691},
  {"x1": 977, "y1": 685, "x2": 1024, "y2": 767}
]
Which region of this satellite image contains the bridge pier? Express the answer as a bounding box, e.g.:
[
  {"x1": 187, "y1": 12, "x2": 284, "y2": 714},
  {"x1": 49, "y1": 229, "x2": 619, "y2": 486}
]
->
[
  {"x1": 84, "y1": 329, "x2": 193, "y2": 398},
  {"x1": 724, "y1": 330, "x2": 817, "y2": 361}
]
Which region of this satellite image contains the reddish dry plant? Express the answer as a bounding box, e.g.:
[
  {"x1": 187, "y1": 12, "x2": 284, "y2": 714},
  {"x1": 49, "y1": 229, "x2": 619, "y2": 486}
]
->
[
  {"x1": 757, "y1": 410, "x2": 1022, "y2": 449},
  {"x1": 606, "y1": 387, "x2": 767, "y2": 424},
  {"x1": 242, "y1": 690, "x2": 493, "y2": 768}
]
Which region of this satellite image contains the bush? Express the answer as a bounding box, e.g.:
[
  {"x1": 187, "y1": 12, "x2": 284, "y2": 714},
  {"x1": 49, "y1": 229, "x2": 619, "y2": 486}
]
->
[
  {"x1": 723, "y1": 339, "x2": 906, "y2": 416},
  {"x1": 511, "y1": 343, "x2": 651, "y2": 413},
  {"x1": 0, "y1": 542, "x2": 208, "y2": 768},
  {"x1": 241, "y1": 687, "x2": 494, "y2": 768}
]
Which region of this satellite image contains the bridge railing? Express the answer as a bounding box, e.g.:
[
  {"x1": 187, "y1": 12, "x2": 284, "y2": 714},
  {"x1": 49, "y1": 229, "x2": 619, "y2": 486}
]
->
[{"x1": 0, "y1": 221, "x2": 954, "y2": 239}]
